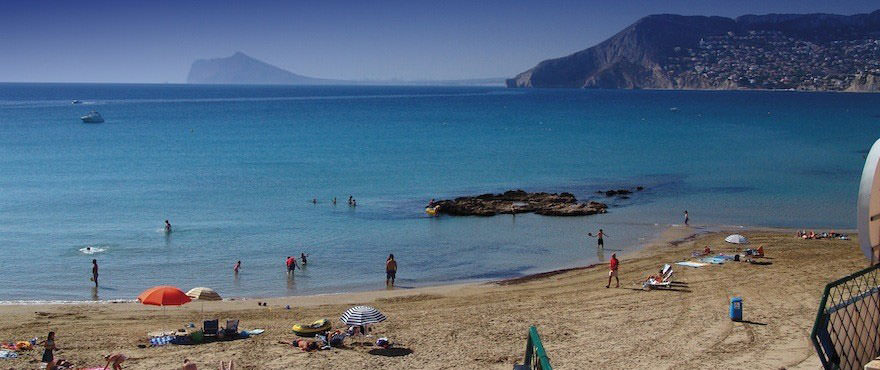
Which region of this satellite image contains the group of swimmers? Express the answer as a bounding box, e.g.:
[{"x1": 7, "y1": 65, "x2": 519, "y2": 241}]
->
[
  {"x1": 311, "y1": 196, "x2": 358, "y2": 206},
  {"x1": 285, "y1": 253, "x2": 309, "y2": 275}
]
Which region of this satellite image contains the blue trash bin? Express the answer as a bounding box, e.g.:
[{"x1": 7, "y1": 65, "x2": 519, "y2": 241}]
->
[{"x1": 730, "y1": 297, "x2": 743, "y2": 321}]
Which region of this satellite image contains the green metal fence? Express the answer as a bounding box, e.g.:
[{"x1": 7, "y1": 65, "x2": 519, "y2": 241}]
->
[
  {"x1": 811, "y1": 263, "x2": 880, "y2": 370},
  {"x1": 518, "y1": 326, "x2": 552, "y2": 370}
]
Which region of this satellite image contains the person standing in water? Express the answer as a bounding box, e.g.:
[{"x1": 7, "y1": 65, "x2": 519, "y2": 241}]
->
[
  {"x1": 606, "y1": 253, "x2": 620, "y2": 288},
  {"x1": 684, "y1": 210, "x2": 689, "y2": 226},
  {"x1": 385, "y1": 254, "x2": 397, "y2": 287},
  {"x1": 300, "y1": 253, "x2": 308, "y2": 266},
  {"x1": 589, "y1": 229, "x2": 607, "y2": 248},
  {"x1": 164, "y1": 220, "x2": 172, "y2": 233},
  {"x1": 286, "y1": 256, "x2": 298, "y2": 275},
  {"x1": 91, "y1": 259, "x2": 99, "y2": 287},
  {"x1": 348, "y1": 195, "x2": 353, "y2": 205},
  {"x1": 332, "y1": 197, "x2": 337, "y2": 205},
  {"x1": 233, "y1": 260, "x2": 241, "y2": 274}
]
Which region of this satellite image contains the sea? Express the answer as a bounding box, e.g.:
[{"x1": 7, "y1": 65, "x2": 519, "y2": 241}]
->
[{"x1": 0, "y1": 83, "x2": 876, "y2": 302}]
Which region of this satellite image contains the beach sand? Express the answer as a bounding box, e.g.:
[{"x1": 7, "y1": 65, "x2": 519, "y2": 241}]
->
[{"x1": 0, "y1": 228, "x2": 864, "y2": 369}]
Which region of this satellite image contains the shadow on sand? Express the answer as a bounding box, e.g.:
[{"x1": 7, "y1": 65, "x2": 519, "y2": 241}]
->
[{"x1": 369, "y1": 347, "x2": 414, "y2": 357}]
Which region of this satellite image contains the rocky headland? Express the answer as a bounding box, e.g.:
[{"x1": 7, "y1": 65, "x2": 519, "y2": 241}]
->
[{"x1": 507, "y1": 10, "x2": 880, "y2": 92}]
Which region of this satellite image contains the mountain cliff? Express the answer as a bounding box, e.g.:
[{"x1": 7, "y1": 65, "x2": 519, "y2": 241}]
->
[
  {"x1": 508, "y1": 10, "x2": 880, "y2": 91},
  {"x1": 187, "y1": 52, "x2": 338, "y2": 85}
]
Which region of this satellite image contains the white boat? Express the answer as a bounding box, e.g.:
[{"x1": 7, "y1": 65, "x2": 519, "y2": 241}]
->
[
  {"x1": 71, "y1": 100, "x2": 82, "y2": 104},
  {"x1": 80, "y1": 111, "x2": 104, "y2": 123}
]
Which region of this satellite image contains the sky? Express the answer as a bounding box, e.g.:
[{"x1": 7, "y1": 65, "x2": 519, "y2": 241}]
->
[{"x1": 1, "y1": 0, "x2": 878, "y2": 83}]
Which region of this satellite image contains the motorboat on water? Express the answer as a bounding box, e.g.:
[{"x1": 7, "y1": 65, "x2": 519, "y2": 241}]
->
[
  {"x1": 80, "y1": 111, "x2": 104, "y2": 123},
  {"x1": 71, "y1": 100, "x2": 82, "y2": 104}
]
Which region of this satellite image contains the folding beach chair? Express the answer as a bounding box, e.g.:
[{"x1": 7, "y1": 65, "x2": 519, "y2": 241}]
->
[
  {"x1": 222, "y1": 320, "x2": 239, "y2": 339},
  {"x1": 203, "y1": 319, "x2": 219, "y2": 340}
]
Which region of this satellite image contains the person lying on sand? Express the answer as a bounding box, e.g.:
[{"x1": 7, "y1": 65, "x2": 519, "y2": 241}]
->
[
  {"x1": 182, "y1": 359, "x2": 197, "y2": 370},
  {"x1": 103, "y1": 353, "x2": 126, "y2": 369}
]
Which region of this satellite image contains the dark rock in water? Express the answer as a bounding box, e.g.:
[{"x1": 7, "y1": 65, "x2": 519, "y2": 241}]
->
[
  {"x1": 603, "y1": 189, "x2": 632, "y2": 197},
  {"x1": 433, "y1": 190, "x2": 607, "y2": 217}
]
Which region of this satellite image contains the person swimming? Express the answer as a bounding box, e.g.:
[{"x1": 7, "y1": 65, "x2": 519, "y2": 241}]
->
[{"x1": 164, "y1": 220, "x2": 172, "y2": 233}]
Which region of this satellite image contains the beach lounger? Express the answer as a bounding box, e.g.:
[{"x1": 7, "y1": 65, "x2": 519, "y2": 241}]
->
[
  {"x1": 661, "y1": 264, "x2": 673, "y2": 280},
  {"x1": 643, "y1": 265, "x2": 674, "y2": 289},
  {"x1": 203, "y1": 319, "x2": 219, "y2": 339}
]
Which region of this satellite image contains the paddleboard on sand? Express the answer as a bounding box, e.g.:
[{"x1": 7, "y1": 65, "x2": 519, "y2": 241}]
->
[{"x1": 676, "y1": 261, "x2": 708, "y2": 268}]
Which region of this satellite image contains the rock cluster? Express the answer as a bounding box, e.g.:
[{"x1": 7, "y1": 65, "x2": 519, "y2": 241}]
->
[{"x1": 432, "y1": 190, "x2": 607, "y2": 217}]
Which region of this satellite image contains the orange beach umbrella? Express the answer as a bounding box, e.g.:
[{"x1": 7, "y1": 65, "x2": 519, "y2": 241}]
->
[{"x1": 137, "y1": 286, "x2": 192, "y2": 306}]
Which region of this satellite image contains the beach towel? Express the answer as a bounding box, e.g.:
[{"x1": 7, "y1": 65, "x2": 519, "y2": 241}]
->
[
  {"x1": 150, "y1": 335, "x2": 174, "y2": 346},
  {"x1": 0, "y1": 350, "x2": 18, "y2": 359},
  {"x1": 242, "y1": 329, "x2": 264, "y2": 336},
  {"x1": 676, "y1": 261, "x2": 708, "y2": 268},
  {"x1": 700, "y1": 257, "x2": 725, "y2": 264}
]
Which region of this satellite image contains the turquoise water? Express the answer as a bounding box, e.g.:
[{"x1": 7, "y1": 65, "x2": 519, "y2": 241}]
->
[{"x1": 0, "y1": 83, "x2": 876, "y2": 301}]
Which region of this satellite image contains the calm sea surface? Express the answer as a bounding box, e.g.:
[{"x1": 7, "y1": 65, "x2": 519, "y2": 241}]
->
[{"x1": 0, "y1": 83, "x2": 876, "y2": 301}]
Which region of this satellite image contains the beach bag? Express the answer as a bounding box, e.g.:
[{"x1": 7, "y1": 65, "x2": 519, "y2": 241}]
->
[{"x1": 376, "y1": 337, "x2": 390, "y2": 348}]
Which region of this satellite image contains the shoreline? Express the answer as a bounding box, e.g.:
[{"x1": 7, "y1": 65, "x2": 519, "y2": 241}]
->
[
  {"x1": 0, "y1": 222, "x2": 795, "y2": 306},
  {"x1": 0, "y1": 227, "x2": 863, "y2": 369}
]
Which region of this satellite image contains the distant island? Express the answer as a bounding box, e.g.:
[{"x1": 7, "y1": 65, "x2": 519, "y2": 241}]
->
[
  {"x1": 187, "y1": 52, "x2": 505, "y2": 86},
  {"x1": 187, "y1": 52, "x2": 340, "y2": 85},
  {"x1": 507, "y1": 10, "x2": 880, "y2": 92}
]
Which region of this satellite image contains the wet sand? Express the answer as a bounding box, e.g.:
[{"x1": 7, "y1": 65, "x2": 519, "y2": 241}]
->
[{"x1": 0, "y1": 228, "x2": 863, "y2": 369}]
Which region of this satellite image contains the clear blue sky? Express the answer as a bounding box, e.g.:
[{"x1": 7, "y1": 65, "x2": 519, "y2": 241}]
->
[{"x1": 1, "y1": 0, "x2": 877, "y2": 83}]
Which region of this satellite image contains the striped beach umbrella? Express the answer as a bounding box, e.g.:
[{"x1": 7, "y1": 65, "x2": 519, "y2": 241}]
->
[
  {"x1": 340, "y1": 306, "x2": 387, "y2": 326},
  {"x1": 186, "y1": 287, "x2": 222, "y2": 301},
  {"x1": 186, "y1": 287, "x2": 221, "y2": 312}
]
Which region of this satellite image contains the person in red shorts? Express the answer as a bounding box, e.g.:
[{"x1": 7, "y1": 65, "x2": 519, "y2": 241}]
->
[{"x1": 606, "y1": 253, "x2": 619, "y2": 288}]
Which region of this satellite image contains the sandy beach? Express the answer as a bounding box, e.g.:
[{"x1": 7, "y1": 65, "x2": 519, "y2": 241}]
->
[{"x1": 0, "y1": 228, "x2": 863, "y2": 369}]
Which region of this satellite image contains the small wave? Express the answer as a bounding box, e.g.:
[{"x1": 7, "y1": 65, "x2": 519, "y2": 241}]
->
[
  {"x1": 0, "y1": 299, "x2": 135, "y2": 306},
  {"x1": 79, "y1": 246, "x2": 106, "y2": 254}
]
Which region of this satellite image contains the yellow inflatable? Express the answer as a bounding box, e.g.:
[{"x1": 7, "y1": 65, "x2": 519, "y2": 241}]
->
[
  {"x1": 292, "y1": 319, "x2": 331, "y2": 337},
  {"x1": 425, "y1": 206, "x2": 439, "y2": 216}
]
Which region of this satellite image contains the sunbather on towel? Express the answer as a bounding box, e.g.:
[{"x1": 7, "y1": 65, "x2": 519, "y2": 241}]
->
[
  {"x1": 182, "y1": 359, "x2": 197, "y2": 370},
  {"x1": 103, "y1": 353, "x2": 126, "y2": 370}
]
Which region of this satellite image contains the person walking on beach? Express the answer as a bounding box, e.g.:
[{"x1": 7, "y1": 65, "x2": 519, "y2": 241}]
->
[
  {"x1": 233, "y1": 260, "x2": 241, "y2": 274},
  {"x1": 684, "y1": 210, "x2": 689, "y2": 226},
  {"x1": 386, "y1": 254, "x2": 397, "y2": 287},
  {"x1": 606, "y1": 253, "x2": 620, "y2": 288},
  {"x1": 91, "y1": 259, "x2": 99, "y2": 287},
  {"x1": 588, "y1": 229, "x2": 607, "y2": 248},
  {"x1": 39, "y1": 331, "x2": 57, "y2": 364},
  {"x1": 164, "y1": 219, "x2": 172, "y2": 233}
]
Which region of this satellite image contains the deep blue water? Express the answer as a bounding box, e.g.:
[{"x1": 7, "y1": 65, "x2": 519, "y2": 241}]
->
[{"x1": 0, "y1": 83, "x2": 877, "y2": 301}]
